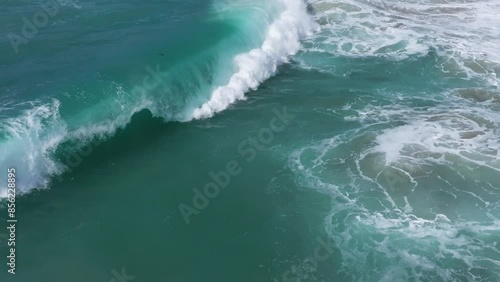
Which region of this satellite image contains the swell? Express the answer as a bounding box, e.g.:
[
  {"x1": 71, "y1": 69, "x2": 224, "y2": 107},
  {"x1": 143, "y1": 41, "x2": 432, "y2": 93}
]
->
[{"x1": 0, "y1": 0, "x2": 316, "y2": 196}]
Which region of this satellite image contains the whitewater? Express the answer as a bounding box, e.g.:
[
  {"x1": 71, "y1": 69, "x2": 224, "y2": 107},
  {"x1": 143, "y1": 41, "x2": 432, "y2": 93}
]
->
[
  {"x1": 1, "y1": 0, "x2": 499, "y2": 280},
  {"x1": 0, "y1": 0, "x2": 317, "y2": 195}
]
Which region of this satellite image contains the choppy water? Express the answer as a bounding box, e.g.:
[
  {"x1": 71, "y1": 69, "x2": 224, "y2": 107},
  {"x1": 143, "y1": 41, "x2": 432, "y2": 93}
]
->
[{"x1": 0, "y1": 0, "x2": 499, "y2": 281}]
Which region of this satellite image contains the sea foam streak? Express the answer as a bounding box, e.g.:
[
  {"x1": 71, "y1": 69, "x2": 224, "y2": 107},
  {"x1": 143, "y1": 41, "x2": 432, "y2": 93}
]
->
[
  {"x1": 191, "y1": 0, "x2": 317, "y2": 119},
  {"x1": 304, "y1": 0, "x2": 500, "y2": 87},
  {"x1": 289, "y1": 94, "x2": 500, "y2": 280},
  {"x1": 287, "y1": 0, "x2": 500, "y2": 280}
]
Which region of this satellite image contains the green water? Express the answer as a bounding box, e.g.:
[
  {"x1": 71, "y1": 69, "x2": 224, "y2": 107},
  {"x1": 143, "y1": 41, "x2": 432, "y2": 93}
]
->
[{"x1": 1, "y1": 0, "x2": 500, "y2": 281}]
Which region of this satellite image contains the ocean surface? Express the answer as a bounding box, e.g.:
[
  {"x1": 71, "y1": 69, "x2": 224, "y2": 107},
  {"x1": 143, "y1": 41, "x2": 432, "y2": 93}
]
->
[{"x1": 1, "y1": 0, "x2": 499, "y2": 281}]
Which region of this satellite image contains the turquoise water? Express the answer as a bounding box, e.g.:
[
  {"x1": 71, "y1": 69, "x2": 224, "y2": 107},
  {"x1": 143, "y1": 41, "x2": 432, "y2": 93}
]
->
[{"x1": 1, "y1": 0, "x2": 500, "y2": 281}]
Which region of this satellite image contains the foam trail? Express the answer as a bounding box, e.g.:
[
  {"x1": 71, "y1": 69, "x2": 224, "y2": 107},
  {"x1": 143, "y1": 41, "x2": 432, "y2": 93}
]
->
[
  {"x1": 191, "y1": 0, "x2": 317, "y2": 119},
  {"x1": 287, "y1": 91, "x2": 500, "y2": 280},
  {"x1": 303, "y1": 0, "x2": 500, "y2": 87}
]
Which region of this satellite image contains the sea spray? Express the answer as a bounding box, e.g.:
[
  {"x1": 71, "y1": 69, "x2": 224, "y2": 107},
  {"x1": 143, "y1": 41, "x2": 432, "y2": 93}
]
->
[{"x1": 191, "y1": 0, "x2": 317, "y2": 119}]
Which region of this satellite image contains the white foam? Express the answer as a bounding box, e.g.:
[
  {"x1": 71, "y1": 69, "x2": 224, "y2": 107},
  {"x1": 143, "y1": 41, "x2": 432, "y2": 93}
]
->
[
  {"x1": 287, "y1": 91, "x2": 500, "y2": 280},
  {"x1": 371, "y1": 105, "x2": 500, "y2": 172},
  {"x1": 305, "y1": 0, "x2": 500, "y2": 87},
  {"x1": 0, "y1": 99, "x2": 67, "y2": 194},
  {"x1": 0, "y1": 91, "x2": 153, "y2": 197},
  {"x1": 191, "y1": 0, "x2": 318, "y2": 119}
]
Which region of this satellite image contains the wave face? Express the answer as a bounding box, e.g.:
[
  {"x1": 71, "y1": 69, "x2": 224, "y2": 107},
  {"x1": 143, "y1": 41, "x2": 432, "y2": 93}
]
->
[
  {"x1": 191, "y1": 0, "x2": 317, "y2": 118},
  {"x1": 287, "y1": 0, "x2": 500, "y2": 280},
  {"x1": 0, "y1": 0, "x2": 315, "y2": 195}
]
